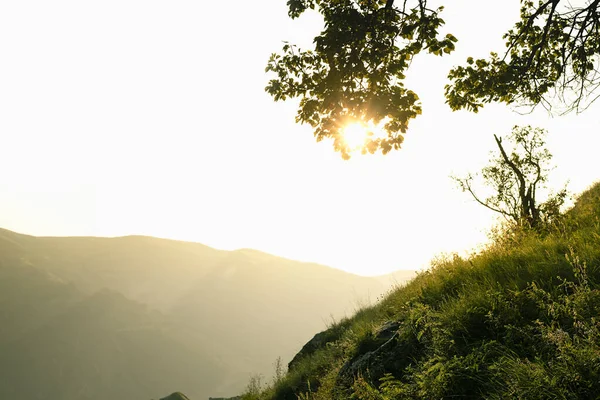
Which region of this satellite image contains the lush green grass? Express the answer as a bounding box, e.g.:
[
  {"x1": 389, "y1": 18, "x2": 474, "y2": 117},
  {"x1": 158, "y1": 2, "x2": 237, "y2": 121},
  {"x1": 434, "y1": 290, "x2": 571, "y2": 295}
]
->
[{"x1": 243, "y1": 182, "x2": 600, "y2": 399}]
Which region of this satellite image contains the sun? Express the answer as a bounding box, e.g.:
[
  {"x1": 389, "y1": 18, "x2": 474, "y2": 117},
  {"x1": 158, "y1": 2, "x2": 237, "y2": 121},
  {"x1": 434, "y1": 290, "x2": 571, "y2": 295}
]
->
[{"x1": 342, "y1": 122, "x2": 369, "y2": 150}]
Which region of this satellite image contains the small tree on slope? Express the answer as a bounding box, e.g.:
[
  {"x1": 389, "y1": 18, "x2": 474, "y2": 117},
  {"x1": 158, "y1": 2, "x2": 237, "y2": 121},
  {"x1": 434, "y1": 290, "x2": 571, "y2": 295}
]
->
[{"x1": 453, "y1": 125, "x2": 568, "y2": 230}]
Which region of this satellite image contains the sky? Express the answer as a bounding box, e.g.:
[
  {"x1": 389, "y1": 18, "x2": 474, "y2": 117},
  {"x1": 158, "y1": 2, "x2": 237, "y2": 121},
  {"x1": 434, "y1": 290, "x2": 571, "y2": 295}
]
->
[{"x1": 0, "y1": 0, "x2": 598, "y2": 276}]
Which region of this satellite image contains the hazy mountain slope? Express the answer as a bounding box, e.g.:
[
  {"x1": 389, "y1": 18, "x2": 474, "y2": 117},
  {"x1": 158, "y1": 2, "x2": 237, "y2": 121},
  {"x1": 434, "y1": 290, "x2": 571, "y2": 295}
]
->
[
  {"x1": 0, "y1": 267, "x2": 227, "y2": 400},
  {"x1": 0, "y1": 260, "x2": 83, "y2": 342},
  {"x1": 0, "y1": 229, "x2": 414, "y2": 399},
  {"x1": 170, "y1": 249, "x2": 392, "y2": 384},
  {"x1": 0, "y1": 232, "x2": 227, "y2": 311}
]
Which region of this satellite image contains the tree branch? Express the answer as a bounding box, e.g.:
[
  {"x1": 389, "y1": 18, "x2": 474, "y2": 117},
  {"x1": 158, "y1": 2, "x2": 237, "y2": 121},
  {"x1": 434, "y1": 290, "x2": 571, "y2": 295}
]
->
[
  {"x1": 460, "y1": 178, "x2": 509, "y2": 216},
  {"x1": 494, "y1": 135, "x2": 526, "y2": 192},
  {"x1": 527, "y1": 0, "x2": 560, "y2": 71}
]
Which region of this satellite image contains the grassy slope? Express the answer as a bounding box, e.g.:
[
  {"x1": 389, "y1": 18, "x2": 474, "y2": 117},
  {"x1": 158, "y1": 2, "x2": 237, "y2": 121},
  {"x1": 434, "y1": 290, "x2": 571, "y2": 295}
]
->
[{"x1": 248, "y1": 182, "x2": 600, "y2": 399}]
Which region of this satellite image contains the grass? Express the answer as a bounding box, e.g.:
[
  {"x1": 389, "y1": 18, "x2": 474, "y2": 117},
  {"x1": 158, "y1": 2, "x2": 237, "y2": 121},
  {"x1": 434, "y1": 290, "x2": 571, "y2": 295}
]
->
[{"x1": 241, "y1": 181, "x2": 600, "y2": 399}]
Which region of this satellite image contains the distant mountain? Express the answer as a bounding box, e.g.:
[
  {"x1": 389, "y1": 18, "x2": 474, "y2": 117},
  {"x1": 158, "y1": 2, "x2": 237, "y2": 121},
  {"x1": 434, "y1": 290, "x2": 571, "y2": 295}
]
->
[
  {"x1": 0, "y1": 228, "x2": 415, "y2": 399},
  {"x1": 0, "y1": 228, "x2": 226, "y2": 311}
]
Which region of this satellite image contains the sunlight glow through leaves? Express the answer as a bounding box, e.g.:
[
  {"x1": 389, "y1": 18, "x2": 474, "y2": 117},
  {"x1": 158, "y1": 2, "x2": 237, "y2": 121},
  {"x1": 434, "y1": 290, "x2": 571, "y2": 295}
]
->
[{"x1": 342, "y1": 123, "x2": 369, "y2": 150}]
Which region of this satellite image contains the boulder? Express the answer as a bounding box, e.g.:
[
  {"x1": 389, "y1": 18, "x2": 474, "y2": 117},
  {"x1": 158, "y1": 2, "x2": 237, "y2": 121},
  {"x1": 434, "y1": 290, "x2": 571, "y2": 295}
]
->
[
  {"x1": 159, "y1": 392, "x2": 190, "y2": 400},
  {"x1": 337, "y1": 320, "x2": 406, "y2": 387},
  {"x1": 288, "y1": 319, "x2": 353, "y2": 371}
]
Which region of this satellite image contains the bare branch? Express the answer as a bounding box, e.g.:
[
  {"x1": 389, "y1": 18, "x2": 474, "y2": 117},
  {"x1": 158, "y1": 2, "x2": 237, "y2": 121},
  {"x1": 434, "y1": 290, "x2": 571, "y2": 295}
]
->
[{"x1": 461, "y1": 178, "x2": 510, "y2": 216}]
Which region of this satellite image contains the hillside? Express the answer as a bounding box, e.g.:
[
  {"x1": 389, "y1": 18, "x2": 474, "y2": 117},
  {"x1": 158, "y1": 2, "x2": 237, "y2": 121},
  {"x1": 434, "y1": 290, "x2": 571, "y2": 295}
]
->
[
  {"x1": 0, "y1": 259, "x2": 227, "y2": 400},
  {"x1": 241, "y1": 182, "x2": 600, "y2": 399},
  {"x1": 0, "y1": 230, "x2": 414, "y2": 399},
  {"x1": 0, "y1": 230, "x2": 226, "y2": 311}
]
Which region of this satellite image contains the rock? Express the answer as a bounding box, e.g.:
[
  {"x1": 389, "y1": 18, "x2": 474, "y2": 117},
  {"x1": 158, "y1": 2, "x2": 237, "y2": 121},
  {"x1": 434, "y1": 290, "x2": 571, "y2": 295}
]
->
[
  {"x1": 288, "y1": 330, "x2": 331, "y2": 371},
  {"x1": 288, "y1": 319, "x2": 353, "y2": 371},
  {"x1": 159, "y1": 392, "x2": 191, "y2": 400},
  {"x1": 337, "y1": 320, "x2": 407, "y2": 388}
]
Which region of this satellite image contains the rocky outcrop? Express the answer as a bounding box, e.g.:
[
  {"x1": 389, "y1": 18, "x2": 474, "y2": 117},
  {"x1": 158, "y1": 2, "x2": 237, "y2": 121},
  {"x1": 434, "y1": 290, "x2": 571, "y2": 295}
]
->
[
  {"x1": 208, "y1": 397, "x2": 241, "y2": 400},
  {"x1": 159, "y1": 392, "x2": 190, "y2": 400},
  {"x1": 288, "y1": 330, "x2": 332, "y2": 371},
  {"x1": 288, "y1": 318, "x2": 411, "y2": 393},
  {"x1": 288, "y1": 319, "x2": 353, "y2": 371},
  {"x1": 337, "y1": 320, "x2": 409, "y2": 387}
]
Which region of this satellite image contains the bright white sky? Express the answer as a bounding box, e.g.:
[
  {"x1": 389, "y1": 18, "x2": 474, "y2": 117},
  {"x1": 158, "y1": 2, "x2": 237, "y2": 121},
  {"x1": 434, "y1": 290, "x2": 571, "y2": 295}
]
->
[{"x1": 0, "y1": 0, "x2": 598, "y2": 276}]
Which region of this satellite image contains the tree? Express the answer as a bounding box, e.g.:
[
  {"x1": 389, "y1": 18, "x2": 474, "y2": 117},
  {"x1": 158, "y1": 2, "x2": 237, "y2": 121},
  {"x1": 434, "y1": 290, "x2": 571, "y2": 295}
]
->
[
  {"x1": 266, "y1": 0, "x2": 600, "y2": 157},
  {"x1": 447, "y1": 0, "x2": 600, "y2": 114},
  {"x1": 453, "y1": 125, "x2": 568, "y2": 230}
]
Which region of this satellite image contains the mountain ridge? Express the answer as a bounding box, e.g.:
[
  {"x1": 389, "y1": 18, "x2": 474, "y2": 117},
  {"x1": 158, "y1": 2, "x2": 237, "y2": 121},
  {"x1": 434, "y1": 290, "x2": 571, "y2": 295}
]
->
[{"x1": 0, "y1": 227, "x2": 412, "y2": 279}]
